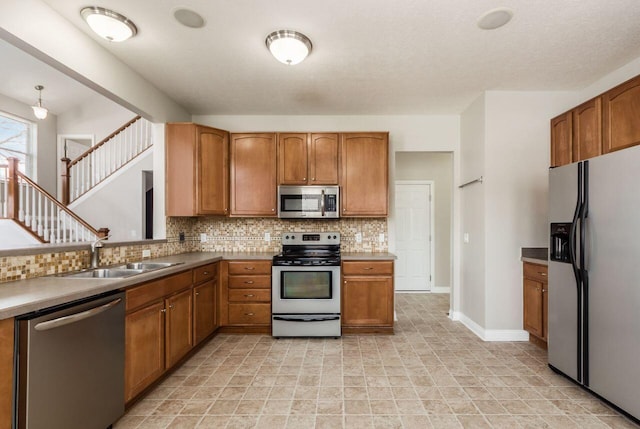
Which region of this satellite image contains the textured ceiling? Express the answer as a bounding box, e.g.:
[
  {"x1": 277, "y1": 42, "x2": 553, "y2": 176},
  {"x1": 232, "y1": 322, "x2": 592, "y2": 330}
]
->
[{"x1": 17, "y1": 1, "x2": 640, "y2": 115}]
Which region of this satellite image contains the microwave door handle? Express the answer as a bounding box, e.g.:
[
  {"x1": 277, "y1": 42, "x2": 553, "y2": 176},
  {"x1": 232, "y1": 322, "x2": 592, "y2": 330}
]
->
[{"x1": 321, "y1": 189, "x2": 325, "y2": 217}]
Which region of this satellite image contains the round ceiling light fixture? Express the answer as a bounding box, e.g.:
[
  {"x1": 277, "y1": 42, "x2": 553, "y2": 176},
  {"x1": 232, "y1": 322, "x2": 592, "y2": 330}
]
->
[
  {"x1": 173, "y1": 8, "x2": 206, "y2": 29},
  {"x1": 80, "y1": 6, "x2": 138, "y2": 42},
  {"x1": 477, "y1": 8, "x2": 513, "y2": 30},
  {"x1": 265, "y1": 30, "x2": 312, "y2": 65}
]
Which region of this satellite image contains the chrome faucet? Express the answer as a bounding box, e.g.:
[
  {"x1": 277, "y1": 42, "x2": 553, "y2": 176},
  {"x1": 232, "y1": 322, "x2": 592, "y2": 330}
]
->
[{"x1": 90, "y1": 236, "x2": 110, "y2": 269}]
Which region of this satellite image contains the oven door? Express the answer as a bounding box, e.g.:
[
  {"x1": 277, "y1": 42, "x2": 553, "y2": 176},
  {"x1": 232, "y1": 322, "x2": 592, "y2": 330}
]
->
[{"x1": 272, "y1": 266, "x2": 340, "y2": 314}]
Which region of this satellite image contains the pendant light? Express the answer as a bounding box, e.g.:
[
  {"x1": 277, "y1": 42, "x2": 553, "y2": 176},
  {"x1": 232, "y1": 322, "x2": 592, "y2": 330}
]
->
[
  {"x1": 31, "y1": 85, "x2": 48, "y2": 120},
  {"x1": 266, "y1": 30, "x2": 312, "y2": 65},
  {"x1": 80, "y1": 6, "x2": 137, "y2": 42}
]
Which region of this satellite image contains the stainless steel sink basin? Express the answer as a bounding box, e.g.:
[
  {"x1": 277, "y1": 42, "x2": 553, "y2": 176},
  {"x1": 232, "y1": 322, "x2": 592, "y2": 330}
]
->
[
  {"x1": 63, "y1": 268, "x2": 145, "y2": 278},
  {"x1": 60, "y1": 261, "x2": 183, "y2": 279},
  {"x1": 117, "y1": 262, "x2": 180, "y2": 270}
]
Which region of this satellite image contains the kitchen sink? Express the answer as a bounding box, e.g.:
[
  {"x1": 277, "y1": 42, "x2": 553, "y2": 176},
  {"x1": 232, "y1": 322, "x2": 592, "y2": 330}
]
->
[
  {"x1": 63, "y1": 268, "x2": 145, "y2": 278},
  {"x1": 60, "y1": 261, "x2": 184, "y2": 279}
]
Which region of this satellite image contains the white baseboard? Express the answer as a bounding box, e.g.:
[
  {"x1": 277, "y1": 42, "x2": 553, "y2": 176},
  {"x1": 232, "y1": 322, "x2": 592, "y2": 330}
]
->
[
  {"x1": 453, "y1": 312, "x2": 529, "y2": 342},
  {"x1": 431, "y1": 286, "x2": 450, "y2": 294}
]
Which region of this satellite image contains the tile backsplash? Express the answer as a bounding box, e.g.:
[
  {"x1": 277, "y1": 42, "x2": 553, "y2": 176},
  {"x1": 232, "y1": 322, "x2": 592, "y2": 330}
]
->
[{"x1": 0, "y1": 217, "x2": 387, "y2": 284}]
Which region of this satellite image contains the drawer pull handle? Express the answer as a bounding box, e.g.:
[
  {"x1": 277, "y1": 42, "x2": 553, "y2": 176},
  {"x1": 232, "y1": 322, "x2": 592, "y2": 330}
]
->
[
  {"x1": 245, "y1": 280, "x2": 255, "y2": 284},
  {"x1": 244, "y1": 267, "x2": 255, "y2": 271},
  {"x1": 203, "y1": 271, "x2": 209, "y2": 275},
  {"x1": 363, "y1": 267, "x2": 373, "y2": 270},
  {"x1": 244, "y1": 294, "x2": 255, "y2": 297},
  {"x1": 245, "y1": 312, "x2": 254, "y2": 316},
  {"x1": 539, "y1": 272, "x2": 547, "y2": 276}
]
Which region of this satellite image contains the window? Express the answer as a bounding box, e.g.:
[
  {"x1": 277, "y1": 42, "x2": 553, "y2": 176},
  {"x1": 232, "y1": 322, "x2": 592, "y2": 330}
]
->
[{"x1": 0, "y1": 111, "x2": 35, "y2": 177}]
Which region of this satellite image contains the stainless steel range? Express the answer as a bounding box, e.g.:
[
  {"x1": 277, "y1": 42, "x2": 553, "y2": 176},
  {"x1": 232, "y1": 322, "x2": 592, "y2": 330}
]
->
[{"x1": 272, "y1": 232, "x2": 341, "y2": 338}]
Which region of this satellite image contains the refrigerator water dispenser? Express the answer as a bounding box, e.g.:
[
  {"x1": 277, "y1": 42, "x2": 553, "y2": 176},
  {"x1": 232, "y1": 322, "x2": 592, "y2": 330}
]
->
[{"x1": 550, "y1": 222, "x2": 571, "y2": 263}]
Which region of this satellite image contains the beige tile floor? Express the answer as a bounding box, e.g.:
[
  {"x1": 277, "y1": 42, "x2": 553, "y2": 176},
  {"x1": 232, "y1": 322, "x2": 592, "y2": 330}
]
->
[{"x1": 114, "y1": 293, "x2": 640, "y2": 429}]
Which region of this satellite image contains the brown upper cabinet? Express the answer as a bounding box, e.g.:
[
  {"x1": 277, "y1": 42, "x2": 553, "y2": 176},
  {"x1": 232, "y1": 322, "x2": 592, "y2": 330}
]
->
[
  {"x1": 278, "y1": 133, "x2": 339, "y2": 185},
  {"x1": 573, "y1": 97, "x2": 602, "y2": 162},
  {"x1": 166, "y1": 123, "x2": 229, "y2": 216},
  {"x1": 340, "y1": 133, "x2": 389, "y2": 217},
  {"x1": 603, "y1": 75, "x2": 640, "y2": 154},
  {"x1": 550, "y1": 111, "x2": 572, "y2": 167},
  {"x1": 230, "y1": 133, "x2": 277, "y2": 216}
]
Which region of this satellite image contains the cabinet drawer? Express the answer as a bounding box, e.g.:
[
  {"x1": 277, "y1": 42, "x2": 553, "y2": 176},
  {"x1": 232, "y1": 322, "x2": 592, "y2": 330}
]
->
[
  {"x1": 193, "y1": 263, "x2": 217, "y2": 284},
  {"x1": 342, "y1": 261, "x2": 393, "y2": 276},
  {"x1": 228, "y1": 260, "x2": 272, "y2": 275},
  {"x1": 228, "y1": 275, "x2": 271, "y2": 289},
  {"x1": 228, "y1": 289, "x2": 271, "y2": 302},
  {"x1": 524, "y1": 262, "x2": 548, "y2": 283},
  {"x1": 228, "y1": 303, "x2": 271, "y2": 325},
  {"x1": 126, "y1": 270, "x2": 192, "y2": 311}
]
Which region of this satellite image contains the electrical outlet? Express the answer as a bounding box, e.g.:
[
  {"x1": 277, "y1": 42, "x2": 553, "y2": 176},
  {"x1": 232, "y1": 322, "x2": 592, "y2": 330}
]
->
[
  {"x1": 200, "y1": 233, "x2": 207, "y2": 243},
  {"x1": 355, "y1": 232, "x2": 362, "y2": 243},
  {"x1": 179, "y1": 232, "x2": 185, "y2": 242},
  {"x1": 379, "y1": 233, "x2": 385, "y2": 243},
  {"x1": 264, "y1": 232, "x2": 271, "y2": 242},
  {"x1": 142, "y1": 249, "x2": 151, "y2": 258}
]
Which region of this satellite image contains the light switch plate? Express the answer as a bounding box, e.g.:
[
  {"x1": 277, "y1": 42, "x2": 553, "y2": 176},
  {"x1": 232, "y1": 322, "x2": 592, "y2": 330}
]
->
[{"x1": 264, "y1": 232, "x2": 271, "y2": 242}]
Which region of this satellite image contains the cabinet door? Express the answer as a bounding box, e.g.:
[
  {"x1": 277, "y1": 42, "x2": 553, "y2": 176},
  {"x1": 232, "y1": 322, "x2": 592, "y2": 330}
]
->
[
  {"x1": 278, "y1": 133, "x2": 308, "y2": 185},
  {"x1": 165, "y1": 123, "x2": 197, "y2": 216},
  {"x1": 550, "y1": 112, "x2": 572, "y2": 167},
  {"x1": 603, "y1": 75, "x2": 640, "y2": 153},
  {"x1": 166, "y1": 289, "x2": 193, "y2": 368},
  {"x1": 342, "y1": 276, "x2": 393, "y2": 326},
  {"x1": 573, "y1": 97, "x2": 602, "y2": 161},
  {"x1": 230, "y1": 133, "x2": 277, "y2": 216},
  {"x1": 340, "y1": 133, "x2": 389, "y2": 217},
  {"x1": 523, "y1": 278, "x2": 544, "y2": 338},
  {"x1": 0, "y1": 318, "x2": 13, "y2": 429},
  {"x1": 198, "y1": 126, "x2": 229, "y2": 215},
  {"x1": 125, "y1": 301, "x2": 165, "y2": 402},
  {"x1": 193, "y1": 280, "x2": 216, "y2": 345},
  {"x1": 309, "y1": 133, "x2": 338, "y2": 185}
]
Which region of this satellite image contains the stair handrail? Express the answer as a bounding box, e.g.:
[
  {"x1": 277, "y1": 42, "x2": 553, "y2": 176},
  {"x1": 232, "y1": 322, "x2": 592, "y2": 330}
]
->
[
  {"x1": 66, "y1": 115, "x2": 142, "y2": 170},
  {"x1": 61, "y1": 115, "x2": 152, "y2": 205},
  {"x1": 3, "y1": 158, "x2": 108, "y2": 242}
]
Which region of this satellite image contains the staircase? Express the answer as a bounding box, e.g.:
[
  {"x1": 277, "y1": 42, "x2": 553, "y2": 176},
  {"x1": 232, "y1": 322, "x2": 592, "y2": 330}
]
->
[
  {"x1": 1, "y1": 115, "x2": 153, "y2": 244},
  {"x1": 61, "y1": 115, "x2": 153, "y2": 205}
]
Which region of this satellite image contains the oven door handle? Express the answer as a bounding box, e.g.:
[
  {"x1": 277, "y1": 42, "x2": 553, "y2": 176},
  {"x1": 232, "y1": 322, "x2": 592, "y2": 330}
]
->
[{"x1": 273, "y1": 316, "x2": 340, "y2": 322}]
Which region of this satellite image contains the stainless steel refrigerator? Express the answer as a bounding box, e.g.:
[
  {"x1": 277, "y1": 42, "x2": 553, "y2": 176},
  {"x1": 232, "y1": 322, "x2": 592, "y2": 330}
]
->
[{"x1": 548, "y1": 144, "x2": 640, "y2": 421}]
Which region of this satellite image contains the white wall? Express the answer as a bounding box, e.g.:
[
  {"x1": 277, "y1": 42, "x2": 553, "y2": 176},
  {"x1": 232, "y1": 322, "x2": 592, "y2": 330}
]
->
[
  {"x1": 0, "y1": 1, "x2": 189, "y2": 123},
  {"x1": 0, "y1": 92, "x2": 57, "y2": 194},
  {"x1": 57, "y1": 93, "x2": 137, "y2": 142},
  {"x1": 69, "y1": 151, "x2": 153, "y2": 241},
  {"x1": 459, "y1": 94, "x2": 486, "y2": 329},
  {"x1": 0, "y1": 220, "x2": 40, "y2": 249},
  {"x1": 395, "y1": 152, "x2": 452, "y2": 288}
]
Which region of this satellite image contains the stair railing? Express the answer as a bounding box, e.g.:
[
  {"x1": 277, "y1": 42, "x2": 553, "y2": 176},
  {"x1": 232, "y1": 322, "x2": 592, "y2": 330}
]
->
[
  {"x1": 1, "y1": 157, "x2": 108, "y2": 243},
  {"x1": 61, "y1": 115, "x2": 152, "y2": 205}
]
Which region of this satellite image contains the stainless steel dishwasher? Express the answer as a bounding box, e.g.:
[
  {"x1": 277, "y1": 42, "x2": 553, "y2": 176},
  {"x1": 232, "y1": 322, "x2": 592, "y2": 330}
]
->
[{"x1": 15, "y1": 291, "x2": 125, "y2": 429}]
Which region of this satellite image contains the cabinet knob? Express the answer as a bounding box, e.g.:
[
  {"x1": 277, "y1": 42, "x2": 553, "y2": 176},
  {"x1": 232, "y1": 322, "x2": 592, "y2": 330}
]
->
[
  {"x1": 311, "y1": 177, "x2": 315, "y2": 181},
  {"x1": 245, "y1": 280, "x2": 255, "y2": 284},
  {"x1": 161, "y1": 309, "x2": 166, "y2": 313},
  {"x1": 303, "y1": 177, "x2": 306, "y2": 181},
  {"x1": 272, "y1": 208, "x2": 275, "y2": 211},
  {"x1": 244, "y1": 267, "x2": 255, "y2": 271},
  {"x1": 195, "y1": 292, "x2": 199, "y2": 296},
  {"x1": 363, "y1": 267, "x2": 373, "y2": 270},
  {"x1": 245, "y1": 312, "x2": 254, "y2": 316},
  {"x1": 542, "y1": 289, "x2": 547, "y2": 293}
]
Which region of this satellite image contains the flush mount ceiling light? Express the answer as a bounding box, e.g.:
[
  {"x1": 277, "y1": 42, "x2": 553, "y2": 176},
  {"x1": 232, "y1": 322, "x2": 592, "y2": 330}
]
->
[
  {"x1": 31, "y1": 85, "x2": 48, "y2": 120},
  {"x1": 477, "y1": 8, "x2": 513, "y2": 30},
  {"x1": 80, "y1": 6, "x2": 137, "y2": 42},
  {"x1": 266, "y1": 30, "x2": 312, "y2": 65}
]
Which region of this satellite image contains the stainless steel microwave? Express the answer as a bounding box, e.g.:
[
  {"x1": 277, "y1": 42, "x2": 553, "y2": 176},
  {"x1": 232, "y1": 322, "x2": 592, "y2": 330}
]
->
[{"x1": 277, "y1": 186, "x2": 339, "y2": 219}]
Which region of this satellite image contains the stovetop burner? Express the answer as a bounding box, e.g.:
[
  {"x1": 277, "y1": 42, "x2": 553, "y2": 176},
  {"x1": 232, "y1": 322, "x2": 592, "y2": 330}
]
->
[{"x1": 273, "y1": 232, "x2": 341, "y2": 267}]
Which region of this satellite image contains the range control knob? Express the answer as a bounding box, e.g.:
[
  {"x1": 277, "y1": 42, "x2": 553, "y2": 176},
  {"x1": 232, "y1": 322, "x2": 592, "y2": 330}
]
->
[
  {"x1": 327, "y1": 235, "x2": 331, "y2": 239},
  {"x1": 292, "y1": 235, "x2": 295, "y2": 239},
  {"x1": 285, "y1": 235, "x2": 290, "y2": 240},
  {"x1": 333, "y1": 235, "x2": 337, "y2": 239}
]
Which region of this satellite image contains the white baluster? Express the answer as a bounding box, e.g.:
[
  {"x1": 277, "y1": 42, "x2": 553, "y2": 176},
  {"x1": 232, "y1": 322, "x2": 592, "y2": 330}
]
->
[{"x1": 37, "y1": 192, "x2": 42, "y2": 236}]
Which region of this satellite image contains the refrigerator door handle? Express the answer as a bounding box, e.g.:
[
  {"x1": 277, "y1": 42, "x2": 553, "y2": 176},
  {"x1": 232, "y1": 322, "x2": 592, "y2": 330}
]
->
[
  {"x1": 582, "y1": 161, "x2": 590, "y2": 386},
  {"x1": 569, "y1": 162, "x2": 584, "y2": 383}
]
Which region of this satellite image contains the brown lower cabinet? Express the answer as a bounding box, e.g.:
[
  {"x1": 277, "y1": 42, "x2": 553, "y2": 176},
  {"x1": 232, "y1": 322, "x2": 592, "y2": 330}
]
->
[
  {"x1": 342, "y1": 260, "x2": 394, "y2": 334},
  {"x1": 0, "y1": 318, "x2": 14, "y2": 429},
  {"x1": 125, "y1": 263, "x2": 218, "y2": 403},
  {"x1": 523, "y1": 262, "x2": 548, "y2": 347},
  {"x1": 219, "y1": 260, "x2": 272, "y2": 332}
]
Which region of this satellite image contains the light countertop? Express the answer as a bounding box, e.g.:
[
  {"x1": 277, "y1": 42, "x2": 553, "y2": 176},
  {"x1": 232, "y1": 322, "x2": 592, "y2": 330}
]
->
[{"x1": 0, "y1": 250, "x2": 395, "y2": 319}]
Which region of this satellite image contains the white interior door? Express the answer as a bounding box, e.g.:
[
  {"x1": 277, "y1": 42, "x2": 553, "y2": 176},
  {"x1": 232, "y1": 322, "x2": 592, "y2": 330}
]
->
[{"x1": 395, "y1": 181, "x2": 433, "y2": 291}]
